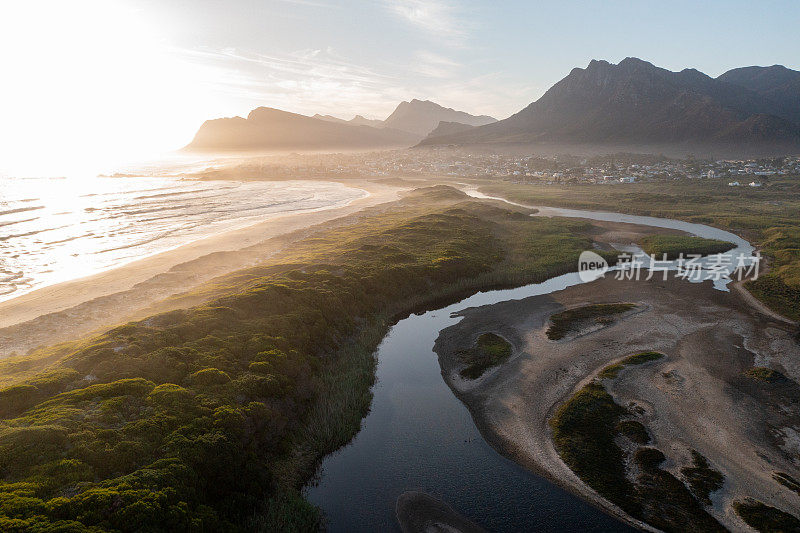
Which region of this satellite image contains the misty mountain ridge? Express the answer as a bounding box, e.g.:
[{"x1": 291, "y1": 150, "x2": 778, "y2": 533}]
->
[
  {"x1": 185, "y1": 107, "x2": 420, "y2": 152},
  {"x1": 186, "y1": 100, "x2": 495, "y2": 152},
  {"x1": 185, "y1": 59, "x2": 799, "y2": 155},
  {"x1": 382, "y1": 99, "x2": 497, "y2": 136},
  {"x1": 313, "y1": 114, "x2": 386, "y2": 129}
]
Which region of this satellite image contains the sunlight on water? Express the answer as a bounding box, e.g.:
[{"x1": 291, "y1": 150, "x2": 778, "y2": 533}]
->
[{"x1": 0, "y1": 175, "x2": 365, "y2": 301}]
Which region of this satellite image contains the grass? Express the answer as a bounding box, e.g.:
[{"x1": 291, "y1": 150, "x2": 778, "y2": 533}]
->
[
  {"x1": 546, "y1": 303, "x2": 636, "y2": 340},
  {"x1": 598, "y1": 351, "x2": 665, "y2": 379},
  {"x1": 640, "y1": 235, "x2": 736, "y2": 260},
  {"x1": 549, "y1": 381, "x2": 636, "y2": 513},
  {"x1": 459, "y1": 333, "x2": 512, "y2": 379},
  {"x1": 773, "y1": 472, "x2": 800, "y2": 496},
  {"x1": 616, "y1": 420, "x2": 650, "y2": 444},
  {"x1": 681, "y1": 450, "x2": 725, "y2": 505},
  {"x1": 0, "y1": 186, "x2": 605, "y2": 531},
  {"x1": 551, "y1": 378, "x2": 726, "y2": 532},
  {"x1": 734, "y1": 500, "x2": 800, "y2": 532},
  {"x1": 744, "y1": 367, "x2": 788, "y2": 383},
  {"x1": 479, "y1": 178, "x2": 800, "y2": 321}
]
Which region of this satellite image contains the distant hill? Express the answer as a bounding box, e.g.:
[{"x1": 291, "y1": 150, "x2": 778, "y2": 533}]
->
[
  {"x1": 420, "y1": 58, "x2": 800, "y2": 155},
  {"x1": 425, "y1": 121, "x2": 476, "y2": 138},
  {"x1": 383, "y1": 99, "x2": 497, "y2": 136},
  {"x1": 313, "y1": 114, "x2": 386, "y2": 129},
  {"x1": 718, "y1": 65, "x2": 800, "y2": 126},
  {"x1": 185, "y1": 107, "x2": 420, "y2": 152}
]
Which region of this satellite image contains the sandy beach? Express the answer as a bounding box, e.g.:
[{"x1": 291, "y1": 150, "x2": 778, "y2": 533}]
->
[{"x1": 0, "y1": 178, "x2": 406, "y2": 357}]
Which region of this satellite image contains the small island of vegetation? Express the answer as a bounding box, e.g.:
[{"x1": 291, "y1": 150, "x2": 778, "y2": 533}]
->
[
  {"x1": 550, "y1": 378, "x2": 726, "y2": 532},
  {"x1": 546, "y1": 303, "x2": 636, "y2": 340},
  {"x1": 639, "y1": 235, "x2": 736, "y2": 260},
  {"x1": 734, "y1": 499, "x2": 800, "y2": 532},
  {"x1": 598, "y1": 351, "x2": 664, "y2": 379},
  {"x1": 458, "y1": 333, "x2": 513, "y2": 379}
]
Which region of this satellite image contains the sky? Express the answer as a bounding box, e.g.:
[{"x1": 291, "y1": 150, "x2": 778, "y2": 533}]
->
[{"x1": 1, "y1": 0, "x2": 799, "y2": 177}]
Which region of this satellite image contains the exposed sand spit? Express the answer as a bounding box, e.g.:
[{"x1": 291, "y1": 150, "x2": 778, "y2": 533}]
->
[
  {"x1": 435, "y1": 274, "x2": 800, "y2": 531},
  {"x1": 396, "y1": 492, "x2": 486, "y2": 533}
]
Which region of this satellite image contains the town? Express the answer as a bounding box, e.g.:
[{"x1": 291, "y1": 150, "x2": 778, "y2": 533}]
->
[{"x1": 194, "y1": 150, "x2": 800, "y2": 186}]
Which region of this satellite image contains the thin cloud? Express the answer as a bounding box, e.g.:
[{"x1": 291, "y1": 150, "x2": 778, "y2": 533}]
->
[
  {"x1": 386, "y1": 0, "x2": 467, "y2": 44},
  {"x1": 413, "y1": 51, "x2": 461, "y2": 78},
  {"x1": 273, "y1": 0, "x2": 335, "y2": 8},
  {"x1": 175, "y1": 46, "x2": 410, "y2": 118}
]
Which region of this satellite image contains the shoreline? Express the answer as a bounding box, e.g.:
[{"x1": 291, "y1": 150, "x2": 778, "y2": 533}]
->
[{"x1": 0, "y1": 178, "x2": 407, "y2": 357}]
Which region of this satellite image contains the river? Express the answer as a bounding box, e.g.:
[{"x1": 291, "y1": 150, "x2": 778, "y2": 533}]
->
[{"x1": 305, "y1": 191, "x2": 755, "y2": 532}]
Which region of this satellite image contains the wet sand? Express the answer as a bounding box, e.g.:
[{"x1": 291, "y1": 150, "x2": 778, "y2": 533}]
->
[
  {"x1": 396, "y1": 492, "x2": 486, "y2": 533},
  {"x1": 0, "y1": 179, "x2": 406, "y2": 357},
  {"x1": 435, "y1": 273, "x2": 800, "y2": 531}
]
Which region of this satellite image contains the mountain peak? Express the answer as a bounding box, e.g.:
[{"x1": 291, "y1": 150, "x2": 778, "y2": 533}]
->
[{"x1": 618, "y1": 56, "x2": 652, "y2": 67}]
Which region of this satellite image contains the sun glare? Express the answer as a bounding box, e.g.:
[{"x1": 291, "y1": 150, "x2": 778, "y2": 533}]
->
[{"x1": 0, "y1": 1, "x2": 223, "y2": 178}]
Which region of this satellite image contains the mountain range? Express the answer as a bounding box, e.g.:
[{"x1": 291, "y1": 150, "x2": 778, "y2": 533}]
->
[
  {"x1": 420, "y1": 58, "x2": 800, "y2": 155},
  {"x1": 185, "y1": 59, "x2": 800, "y2": 156},
  {"x1": 184, "y1": 100, "x2": 496, "y2": 152}
]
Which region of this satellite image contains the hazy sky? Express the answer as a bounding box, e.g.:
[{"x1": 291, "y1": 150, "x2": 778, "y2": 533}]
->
[{"x1": 2, "y1": 0, "x2": 799, "y2": 176}]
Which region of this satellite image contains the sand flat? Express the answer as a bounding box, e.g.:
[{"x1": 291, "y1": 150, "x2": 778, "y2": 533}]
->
[{"x1": 435, "y1": 274, "x2": 800, "y2": 530}]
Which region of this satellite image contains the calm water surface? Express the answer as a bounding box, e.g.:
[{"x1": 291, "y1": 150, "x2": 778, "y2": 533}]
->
[{"x1": 307, "y1": 194, "x2": 756, "y2": 532}]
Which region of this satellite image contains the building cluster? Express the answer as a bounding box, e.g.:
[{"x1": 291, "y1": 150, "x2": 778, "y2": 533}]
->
[{"x1": 218, "y1": 151, "x2": 800, "y2": 185}]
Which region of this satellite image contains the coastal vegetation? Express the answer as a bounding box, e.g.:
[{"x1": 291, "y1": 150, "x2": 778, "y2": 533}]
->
[
  {"x1": 546, "y1": 303, "x2": 636, "y2": 340},
  {"x1": 615, "y1": 420, "x2": 650, "y2": 445},
  {"x1": 480, "y1": 179, "x2": 800, "y2": 320},
  {"x1": 458, "y1": 333, "x2": 513, "y2": 379},
  {"x1": 681, "y1": 451, "x2": 725, "y2": 505},
  {"x1": 0, "y1": 187, "x2": 601, "y2": 531},
  {"x1": 598, "y1": 351, "x2": 664, "y2": 379},
  {"x1": 774, "y1": 472, "x2": 800, "y2": 495},
  {"x1": 550, "y1": 378, "x2": 726, "y2": 532},
  {"x1": 744, "y1": 367, "x2": 788, "y2": 383},
  {"x1": 734, "y1": 499, "x2": 800, "y2": 532},
  {"x1": 639, "y1": 235, "x2": 735, "y2": 260}
]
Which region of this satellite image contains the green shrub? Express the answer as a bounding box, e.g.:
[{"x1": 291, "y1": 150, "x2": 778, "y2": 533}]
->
[
  {"x1": 681, "y1": 451, "x2": 724, "y2": 505},
  {"x1": 744, "y1": 367, "x2": 787, "y2": 383},
  {"x1": 546, "y1": 303, "x2": 636, "y2": 340},
  {"x1": 459, "y1": 333, "x2": 513, "y2": 379},
  {"x1": 616, "y1": 420, "x2": 650, "y2": 444},
  {"x1": 188, "y1": 368, "x2": 230, "y2": 386},
  {"x1": 599, "y1": 351, "x2": 664, "y2": 379},
  {"x1": 734, "y1": 499, "x2": 800, "y2": 532},
  {"x1": 640, "y1": 235, "x2": 735, "y2": 260}
]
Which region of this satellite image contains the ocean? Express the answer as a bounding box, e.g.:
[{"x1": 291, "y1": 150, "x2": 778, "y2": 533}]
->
[{"x1": 0, "y1": 175, "x2": 365, "y2": 302}]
